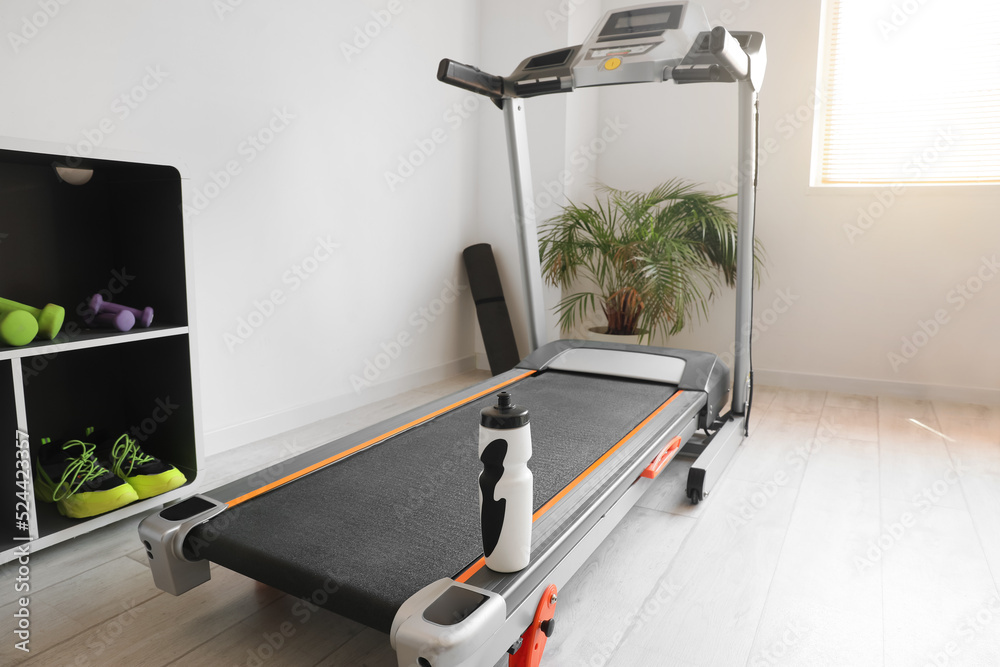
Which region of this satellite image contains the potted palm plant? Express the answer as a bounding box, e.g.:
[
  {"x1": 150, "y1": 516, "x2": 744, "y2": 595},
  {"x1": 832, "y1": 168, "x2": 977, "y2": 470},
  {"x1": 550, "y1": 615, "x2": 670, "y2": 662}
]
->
[{"x1": 539, "y1": 179, "x2": 765, "y2": 343}]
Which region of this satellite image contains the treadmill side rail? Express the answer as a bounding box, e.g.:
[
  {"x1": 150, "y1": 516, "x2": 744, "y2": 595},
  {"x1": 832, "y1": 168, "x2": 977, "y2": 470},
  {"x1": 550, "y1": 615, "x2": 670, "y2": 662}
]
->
[
  {"x1": 390, "y1": 579, "x2": 507, "y2": 667},
  {"x1": 138, "y1": 495, "x2": 228, "y2": 596}
]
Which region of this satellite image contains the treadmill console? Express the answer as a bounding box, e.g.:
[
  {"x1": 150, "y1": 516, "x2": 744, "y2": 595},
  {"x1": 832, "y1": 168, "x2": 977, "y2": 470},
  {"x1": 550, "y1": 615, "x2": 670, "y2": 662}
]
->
[{"x1": 506, "y1": 1, "x2": 710, "y2": 96}]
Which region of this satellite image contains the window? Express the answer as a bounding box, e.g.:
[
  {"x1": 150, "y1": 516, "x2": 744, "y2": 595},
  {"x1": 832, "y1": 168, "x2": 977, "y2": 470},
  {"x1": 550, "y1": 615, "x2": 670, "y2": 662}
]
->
[{"x1": 813, "y1": 0, "x2": 1000, "y2": 185}]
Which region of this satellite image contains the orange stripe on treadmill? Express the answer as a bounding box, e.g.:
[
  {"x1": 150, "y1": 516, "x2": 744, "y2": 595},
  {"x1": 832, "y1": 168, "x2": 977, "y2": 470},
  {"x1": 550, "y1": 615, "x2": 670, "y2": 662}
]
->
[
  {"x1": 455, "y1": 390, "x2": 683, "y2": 584},
  {"x1": 226, "y1": 370, "x2": 536, "y2": 508}
]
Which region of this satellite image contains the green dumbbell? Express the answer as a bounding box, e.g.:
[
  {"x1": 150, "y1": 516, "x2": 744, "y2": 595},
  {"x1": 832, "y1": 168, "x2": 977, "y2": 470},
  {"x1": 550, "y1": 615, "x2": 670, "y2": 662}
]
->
[
  {"x1": 0, "y1": 310, "x2": 40, "y2": 346},
  {"x1": 0, "y1": 297, "x2": 65, "y2": 340}
]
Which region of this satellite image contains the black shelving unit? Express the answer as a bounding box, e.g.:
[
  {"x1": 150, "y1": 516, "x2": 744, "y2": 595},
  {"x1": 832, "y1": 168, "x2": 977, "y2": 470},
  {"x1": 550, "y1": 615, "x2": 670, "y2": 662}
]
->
[{"x1": 0, "y1": 142, "x2": 201, "y2": 563}]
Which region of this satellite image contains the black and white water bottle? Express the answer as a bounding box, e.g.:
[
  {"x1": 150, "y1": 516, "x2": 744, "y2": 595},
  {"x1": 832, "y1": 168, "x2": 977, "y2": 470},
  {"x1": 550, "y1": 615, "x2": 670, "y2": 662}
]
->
[{"x1": 479, "y1": 391, "x2": 532, "y2": 572}]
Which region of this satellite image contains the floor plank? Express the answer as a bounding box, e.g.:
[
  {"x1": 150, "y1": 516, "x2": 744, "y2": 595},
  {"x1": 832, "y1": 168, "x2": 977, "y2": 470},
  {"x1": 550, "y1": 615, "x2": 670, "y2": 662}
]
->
[
  {"x1": 606, "y1": 477, "x2": 799, "y2": 667},
  {"x1": 750, "y1": 436, "x2": 883, "y2": 666},
  {"x1": 825, "y1": 391, "x2": 878, "y2": 412},
  {"x1": 0, "y1": 597, "x2": 83, "y2": 666},
  {"x1": 820, "y1": 405, "x2": 879, "y2": 442},
  {"x1": 0, "y1": 514, "x2": 151, "y2": 596},
  {"x1": 541, "y1": 506, "x2": 696, "y2": 665},
  {"x1": 767, "y1": 387, "x2": 827, "y2": 416},
  {"x1": 878, "y1": 398, "x2": 966, "y2": 511},
  {"x1": 725, "y1": 408, "x2": 822, "y2": 488},
  {"x1": 173, "y1": 593, "x2": 366, "y2": 666},
  {"x1": 636, "y1": 457, "x2": 708, "y2": 519},
  {"x1": 19, "y1": 566, "x2": 283, "y2": 666},
  {"x1": 313, "y1": 627, "x2": 396, "y2": 667},
  {"x1": 880, "y1": 498, "x2": 1000, "y2": 667},
  {"x1": 953, "y1": 471, "x2": 1000, "y2": 595}
]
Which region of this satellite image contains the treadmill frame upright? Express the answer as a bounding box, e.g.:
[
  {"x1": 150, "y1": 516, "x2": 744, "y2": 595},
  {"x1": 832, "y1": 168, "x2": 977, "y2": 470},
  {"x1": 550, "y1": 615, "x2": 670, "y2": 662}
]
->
[{"x1": 496, "y1": 35, "x2": 765, "y2": 504}]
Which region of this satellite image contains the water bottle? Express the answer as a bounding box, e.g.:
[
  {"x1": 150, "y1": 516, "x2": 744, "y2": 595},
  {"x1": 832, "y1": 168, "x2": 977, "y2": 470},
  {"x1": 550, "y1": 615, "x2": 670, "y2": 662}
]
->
[{"x1": 479, "y1": 391, "x2": 533, "y2": 572}]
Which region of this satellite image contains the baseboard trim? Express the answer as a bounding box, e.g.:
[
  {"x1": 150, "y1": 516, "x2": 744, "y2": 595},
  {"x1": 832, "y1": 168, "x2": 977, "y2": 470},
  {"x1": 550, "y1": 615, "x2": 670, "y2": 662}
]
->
[
  {"x1": 474, "y1": 352, "x2": 490, "y2": 372},
  {"x1": 204, "y1": 355, "x2": 478, "y2": 456},
  {"x1": 754, "y1": 369, "x2": 1000, "y2": 406}
]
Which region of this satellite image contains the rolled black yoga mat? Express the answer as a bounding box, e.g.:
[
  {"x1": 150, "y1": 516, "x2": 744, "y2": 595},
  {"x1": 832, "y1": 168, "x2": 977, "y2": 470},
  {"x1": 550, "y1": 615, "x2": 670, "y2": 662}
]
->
[{"x1": 463, "y1": 243, "x2": 521, "y2": 375}]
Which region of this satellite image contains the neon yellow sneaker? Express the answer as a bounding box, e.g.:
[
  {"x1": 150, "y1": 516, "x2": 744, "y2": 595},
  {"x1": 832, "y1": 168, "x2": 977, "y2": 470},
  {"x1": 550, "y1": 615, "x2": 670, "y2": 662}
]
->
[
  {"x1": 88, "y1": 428, "x2": 187, "y2": 499},
  {"x1": 35, "y1": 438, "x2": 139, "y2": 518}
]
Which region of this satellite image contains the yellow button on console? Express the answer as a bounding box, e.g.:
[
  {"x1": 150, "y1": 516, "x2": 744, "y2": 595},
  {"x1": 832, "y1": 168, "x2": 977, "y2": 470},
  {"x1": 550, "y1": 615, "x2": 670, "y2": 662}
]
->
[{"x1": 604, "y1": 57, "x2": 622, "y2": 71}]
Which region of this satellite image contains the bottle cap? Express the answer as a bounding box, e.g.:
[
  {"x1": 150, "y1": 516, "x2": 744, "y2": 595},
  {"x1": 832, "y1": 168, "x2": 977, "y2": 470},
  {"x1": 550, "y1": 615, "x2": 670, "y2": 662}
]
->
[{"x1": 480, "y1": 391, "x2": 530, "y2": 429}]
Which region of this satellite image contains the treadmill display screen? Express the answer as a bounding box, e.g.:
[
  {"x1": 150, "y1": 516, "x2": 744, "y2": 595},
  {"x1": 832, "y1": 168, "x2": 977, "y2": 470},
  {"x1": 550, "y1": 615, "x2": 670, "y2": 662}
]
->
[
  {"x1": 599, "y1": 5, "x2": 683, "y2": 38},
  {"x1": 525, "y1": 47, "x2": 575, "y2": 70}
]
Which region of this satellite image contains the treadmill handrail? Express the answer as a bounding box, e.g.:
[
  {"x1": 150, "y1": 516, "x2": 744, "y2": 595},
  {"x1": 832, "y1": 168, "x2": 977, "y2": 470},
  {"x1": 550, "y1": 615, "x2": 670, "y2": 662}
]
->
[{"x1": 437, "y1": 58, "x2": 505, "y2": 102}]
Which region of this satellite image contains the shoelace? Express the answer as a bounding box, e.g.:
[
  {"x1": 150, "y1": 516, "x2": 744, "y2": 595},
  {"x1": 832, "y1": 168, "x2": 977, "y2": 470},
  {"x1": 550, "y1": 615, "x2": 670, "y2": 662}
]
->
[
  {"x1": 52, "y1": 440, "x2": 108, "y2": 501},
  {"x1": 111, "y1": 433, "x2": 155, "y2": 477}
]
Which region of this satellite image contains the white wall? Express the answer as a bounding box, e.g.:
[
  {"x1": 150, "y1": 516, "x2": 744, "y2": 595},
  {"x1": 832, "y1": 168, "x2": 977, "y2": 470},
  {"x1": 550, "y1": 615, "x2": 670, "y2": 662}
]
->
[
  {"x1": 4, "y1": 0, "x2": 996, "y2": 461},
  {"x1": 592, "y1": 0, "x2": 1000, "y2": 403},
  {"x1": 0, "y1": 0, "x2": 487, "y2": 454}
]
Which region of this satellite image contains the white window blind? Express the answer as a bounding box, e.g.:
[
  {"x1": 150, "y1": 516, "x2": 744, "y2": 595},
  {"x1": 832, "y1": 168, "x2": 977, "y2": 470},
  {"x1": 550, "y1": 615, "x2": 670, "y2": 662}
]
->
[{"x1": 814, "y1": 0, "x2": 1000, "y2": 185}]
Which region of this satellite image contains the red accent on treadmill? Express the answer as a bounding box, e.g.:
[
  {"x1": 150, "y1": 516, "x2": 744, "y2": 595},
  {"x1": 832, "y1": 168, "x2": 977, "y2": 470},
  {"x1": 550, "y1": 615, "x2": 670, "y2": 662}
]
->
[
  {"x1": 510, "y1": 584, "x2": 558, "y2": 667},
  {"x1": 640, "y1": 435, "x2": 682, "y2": 479}
]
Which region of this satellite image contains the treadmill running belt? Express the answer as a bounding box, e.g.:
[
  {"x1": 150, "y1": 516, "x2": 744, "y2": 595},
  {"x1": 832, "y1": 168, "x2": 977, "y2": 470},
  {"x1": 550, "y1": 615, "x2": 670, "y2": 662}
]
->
[{"x1": 190, "y1": 371, "x2": 674, "y2": 632}]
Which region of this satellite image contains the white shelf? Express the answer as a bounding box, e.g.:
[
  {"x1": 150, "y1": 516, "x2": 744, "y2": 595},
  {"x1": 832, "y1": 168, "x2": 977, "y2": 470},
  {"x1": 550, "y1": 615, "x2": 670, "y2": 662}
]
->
[
  {"x1": 0, "y1": 325, "x2": 189, "y2": 361},
  {"x1": 0, "y1": 482, "x2": 198, "y2": 565}
]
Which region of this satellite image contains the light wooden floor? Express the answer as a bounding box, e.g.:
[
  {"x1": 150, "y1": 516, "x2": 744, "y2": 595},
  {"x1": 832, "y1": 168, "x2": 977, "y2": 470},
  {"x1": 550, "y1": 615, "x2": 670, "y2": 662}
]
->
[{"x1": 3, "y1": 372, "x2": 1000, "y2": 666}]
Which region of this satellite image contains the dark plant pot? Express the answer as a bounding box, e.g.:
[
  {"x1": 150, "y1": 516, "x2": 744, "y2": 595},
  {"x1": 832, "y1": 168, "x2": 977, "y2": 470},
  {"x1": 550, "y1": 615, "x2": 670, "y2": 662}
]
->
[{"x1": 584, "y1": 326, "x2": 648, "y2": 345}]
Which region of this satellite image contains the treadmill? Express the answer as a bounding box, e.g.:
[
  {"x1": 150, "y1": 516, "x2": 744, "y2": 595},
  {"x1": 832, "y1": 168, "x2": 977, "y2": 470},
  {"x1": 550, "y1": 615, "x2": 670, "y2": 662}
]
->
[{"x1": 139, "y1": 4, "x2": 766, "y2": 666}]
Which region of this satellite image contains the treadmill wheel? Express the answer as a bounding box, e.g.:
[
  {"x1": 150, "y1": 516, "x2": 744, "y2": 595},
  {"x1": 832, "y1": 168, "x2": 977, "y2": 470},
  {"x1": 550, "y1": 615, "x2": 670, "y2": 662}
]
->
[{"x1": 687, "y1": 488, "x2": 701, "y2": 505}]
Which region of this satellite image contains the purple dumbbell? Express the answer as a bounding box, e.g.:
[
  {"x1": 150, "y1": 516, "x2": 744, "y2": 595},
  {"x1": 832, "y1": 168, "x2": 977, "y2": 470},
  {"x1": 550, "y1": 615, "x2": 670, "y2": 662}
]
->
[
  {"x1": 89, "y1": 294, "x2": 154, "y2": 328},
  {"x1": 85, "y1": 310, "x2": 136, "y2": 332}
]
